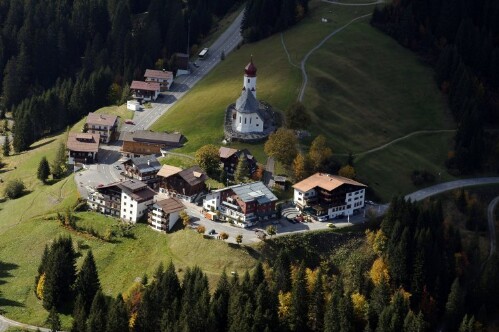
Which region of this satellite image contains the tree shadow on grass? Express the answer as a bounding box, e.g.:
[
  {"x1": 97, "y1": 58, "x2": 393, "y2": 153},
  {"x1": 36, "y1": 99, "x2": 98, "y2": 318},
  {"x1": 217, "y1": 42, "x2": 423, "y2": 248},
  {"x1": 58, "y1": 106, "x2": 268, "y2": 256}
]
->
[
  {"x1": 30, "y1": 138, "x2": 56, "y2": 150},
  {"x1": 0, "y1": 261, "x2": 24, "y2": 310}
]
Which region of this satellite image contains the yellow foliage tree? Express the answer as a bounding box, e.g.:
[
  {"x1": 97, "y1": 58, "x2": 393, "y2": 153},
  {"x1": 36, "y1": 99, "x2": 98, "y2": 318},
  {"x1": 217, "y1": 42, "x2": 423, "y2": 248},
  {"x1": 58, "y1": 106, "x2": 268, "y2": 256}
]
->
[
  {"x1": 369, "y1": 257, "x2": 390, "y2": 286},
  {"x1": 305, "y1": 267, "x2": 319, "y2": 294},
  {"x1": 278, "y1": 291, "x2": 292, "y2": 321},
  {"x1": 366, "y1": 229, "x2": 387, "y2": 256},
  {"x1": 339, "y1": 165, "x2": 356, "y2": 179},
  {"x1": 36, "y1": 273, "x2": 46, "y2": 300},
  {"x1": 351, "y1": 292, "x2": 368, "y2": 321}
]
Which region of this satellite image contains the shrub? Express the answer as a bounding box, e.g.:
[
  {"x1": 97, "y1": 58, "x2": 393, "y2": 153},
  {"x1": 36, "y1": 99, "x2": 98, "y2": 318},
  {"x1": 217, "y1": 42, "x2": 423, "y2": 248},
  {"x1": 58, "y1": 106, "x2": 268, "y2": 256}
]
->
[
  {"x1": 4, "y1": 179, "x2": 25, "y2": 199},
  {"x1": 411, "y1": 170, "x2": 436, "y2": 186}
]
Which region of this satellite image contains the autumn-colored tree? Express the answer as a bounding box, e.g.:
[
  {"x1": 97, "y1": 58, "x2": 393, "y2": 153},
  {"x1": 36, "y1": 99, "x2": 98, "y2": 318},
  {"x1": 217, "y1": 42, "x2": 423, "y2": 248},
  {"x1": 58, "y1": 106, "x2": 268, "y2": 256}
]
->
[
  {"x1": 264, "y1": 128, "x2": 298, "y2": 166},
  {"x1": 266, "y1": 225, "x2": 277, "y2": 238},
  {"x1": 351, "y1": 292, "x2": 368, "y2": 322},
  {"x1": 369, "y1": 257, "x2": 390, "y2": 286},
  {"x1": 308, "y1": 135, "x2": 332, "y2": 172},
  {"x1": 180, "y1": 211, "x2": 191, "y2": 228},
  {"x1": 366, "y1": 229, "x2": 387, "y2": 256},
  {"x1": 292, "y1": 153, "x2": 310, "y2": 181},
  {"x1": 195, "y1": 144, "x2": 220, "y2": 178},
  {"x1": 252, "y1": 165, "x2": 264, "y2": 181},
  {"x1": 236, "y1": 234, "x2": 243, "y2": 245},
  {"x1": 339, "y1": 165, "x2": 356, "y2": 179},
  {"x1": 36, "y1": 273, "x2": 46, "y2": 300},
  {"x1": 197, "y1": 225, "x2": 206, "y2": 234},
  {"x1": 220, "y1": 232, "x2": 229, "y2": 241},
  {"x1": 278, "y1": 291, "x2": 292, "y2": 323}
]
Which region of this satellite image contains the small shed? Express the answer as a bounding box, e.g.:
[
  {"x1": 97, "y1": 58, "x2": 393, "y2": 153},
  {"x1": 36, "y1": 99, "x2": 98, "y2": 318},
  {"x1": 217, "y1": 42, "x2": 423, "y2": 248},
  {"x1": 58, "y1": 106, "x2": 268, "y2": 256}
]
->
[
  {"x1": 273, "y1": 175, "x2": 288, "y2": 190},
  {"x1": 127, "y1": 100, "x2": 141, "y2": 111}
]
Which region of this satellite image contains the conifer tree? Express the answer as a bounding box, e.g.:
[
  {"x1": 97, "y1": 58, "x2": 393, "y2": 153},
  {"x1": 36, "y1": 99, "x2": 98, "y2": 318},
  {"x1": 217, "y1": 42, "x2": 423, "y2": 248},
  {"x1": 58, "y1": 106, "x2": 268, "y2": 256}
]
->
[
  {"x1": 51, "y1": 142, "x2": 67, "y2": 179},
  {"x1": 106, "y1": 294, "x2": 129, "y2": 332},
  {"x1": 273, "y1": 251, "x2": 291, "y2": 293},
  {"x1": 75, "y1": 250, "x2": 101, "y2": 314},
  {"x1": 445, "y1": 278, "x2": 465, "y2": 331},
  {"x1": 3, "y1": 134, "x2": 10, "y2": 156},
  {"x1": 71, "y1": 294, "x2": 87, "y2": 332},
  {"x1": 37, "y1": 156, "x2": 51, "y2": 183},
  {"x1": 209, "y1": 270, "x2": 231, "y2": 332},
  {"x1": 234, "y1": 155, "x2": 250, "y2": 183},
  {"x1": 46, "y1": 306, "x2": 61, "y2": 332},
  {"x1": 86, "y1": 291, "x2": 108, "y2": 332},
  {"x1": 308, "y1": 269, "x2": 325, "y2": 331},
  {"x1": 289, "y1": 263, "x2": 308, "y2": 331}
]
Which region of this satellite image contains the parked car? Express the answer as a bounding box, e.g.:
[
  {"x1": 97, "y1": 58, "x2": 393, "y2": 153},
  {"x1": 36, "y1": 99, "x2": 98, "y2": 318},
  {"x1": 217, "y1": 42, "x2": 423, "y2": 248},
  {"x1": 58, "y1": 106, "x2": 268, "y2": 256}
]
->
[
  {"x1": 208, "y1": 229, "x2": 216, "y2": 235},
  {"x1": 124, "y1": 120, "x2": 135, "y2": 125},
  {"x1": 114, "y1": 165, "x2": 121, "y2": 170}
]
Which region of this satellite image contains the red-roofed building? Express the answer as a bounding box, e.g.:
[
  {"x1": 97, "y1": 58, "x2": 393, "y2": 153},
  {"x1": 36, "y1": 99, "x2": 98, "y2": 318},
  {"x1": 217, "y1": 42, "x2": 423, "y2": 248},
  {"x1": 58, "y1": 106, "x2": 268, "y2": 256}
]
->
[
  {"x1": 130, "y1": 81, "x2": 160, "y2": 101},
  {"x1": 144, "y1": 69, "x2": 174, "y2": 91}
]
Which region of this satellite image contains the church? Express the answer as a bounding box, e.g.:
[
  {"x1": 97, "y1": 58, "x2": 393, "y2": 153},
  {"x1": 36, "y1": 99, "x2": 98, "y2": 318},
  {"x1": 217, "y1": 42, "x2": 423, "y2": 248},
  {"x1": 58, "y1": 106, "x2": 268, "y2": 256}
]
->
[{"x1": 224, "y1": 57, "x2": 279, "y2": 142}]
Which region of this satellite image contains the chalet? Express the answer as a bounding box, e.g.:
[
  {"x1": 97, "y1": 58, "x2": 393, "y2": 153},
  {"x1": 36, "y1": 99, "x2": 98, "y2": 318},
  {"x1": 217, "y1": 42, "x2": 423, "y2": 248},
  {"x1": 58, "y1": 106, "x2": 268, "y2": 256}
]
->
[
  {"x1": 157, "y1": 165, "x2": 208, "y2": 202},
  {"x1": 144, "y1": 69, "x2": 174, "y2": 92},
  {"x1": 87, "y1": 179, "x2": 156, "y2": 223},
  {"x1": 67, "y1": 133, "x2": 100, "y2": 165},
  {"x1": 148, "y1": 196, "x2": 185, "y2": 232},
  {"x1": 122, "y1": 155, "x2": 162, "y2": 185},
  {"x1": 203, "y1": 181, "x2": 278, "y2": 228},
  {"x1": 130, "y1": 81, "x2": 160, "y2": 101},
  {"x1": 293, "y1": 173, "x2": 367, "y2": 221},
  {"x1": 85, "y1": 112, "x2": 118, "y2": 144},
  {"x1": 121, "y1": 130, "x2": 184, "y2": 157},
  {"x1": 219, "y1": 146, "x2": 257, "y2": 178}
]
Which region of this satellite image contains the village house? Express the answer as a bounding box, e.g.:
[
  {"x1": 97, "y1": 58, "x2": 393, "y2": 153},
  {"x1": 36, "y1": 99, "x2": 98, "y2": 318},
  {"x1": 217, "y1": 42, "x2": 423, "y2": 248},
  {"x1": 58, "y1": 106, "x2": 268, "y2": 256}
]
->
[
  {"x1": 173, "y1": 53, "x2": 190, "y2": 76},
  {"x1": 203, "y1": 181, "x2": 278, "y2": 228},
  {"x1": 121, "y1": 130, "x2": 184, "y2": 157},
  {"x1": 157, "y1": 165, "x2": 208, "y2": 202},
  {"x1": 84, "y1": 112, "x2": 118, "y2": 144},
  {"x1": 219, "y1": 146, "x2": 257, "y2": 179},
  {"x1": 148, "y1": 196, "x2": 185, "y2": 232},
  {"x1": 122, "y1": 155, "x2": 162, "y2": 186},
  {"x1": 130, "y1": 80, "x2": 161, "y2": 102},
  {"x1": 67, "y1": 132, "x2": 100, "y2": 165},
  {"x1": 144, "y1": 69, "x2": 174, "y2": 92},
  {"x1": 293, "y1": 173, "x2": 367, "y2": 221},
  {"x1": 87, "y1": 179, "x2": 156, "y2": 223}
]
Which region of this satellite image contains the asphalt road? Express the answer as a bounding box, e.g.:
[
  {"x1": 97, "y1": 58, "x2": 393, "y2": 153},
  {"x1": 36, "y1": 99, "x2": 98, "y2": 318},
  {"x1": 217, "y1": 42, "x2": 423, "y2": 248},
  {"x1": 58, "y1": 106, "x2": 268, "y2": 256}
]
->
[{"x1": 121, "y1": 9, "x2": 245, "y2": 132}]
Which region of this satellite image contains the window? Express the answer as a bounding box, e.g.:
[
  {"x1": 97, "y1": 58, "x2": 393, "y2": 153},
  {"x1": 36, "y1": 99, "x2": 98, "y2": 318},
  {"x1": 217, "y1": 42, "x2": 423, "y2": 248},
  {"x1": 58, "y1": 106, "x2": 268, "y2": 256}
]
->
[
  {"x1": 247, "y1": 78, "x2": 250, "y2": 83},
  {"x1": 239, "y1": 116, "x2": 241, "y2": 123},
  {"x1": 244, "y1": 118, "x2": 247, "y2": 124}
]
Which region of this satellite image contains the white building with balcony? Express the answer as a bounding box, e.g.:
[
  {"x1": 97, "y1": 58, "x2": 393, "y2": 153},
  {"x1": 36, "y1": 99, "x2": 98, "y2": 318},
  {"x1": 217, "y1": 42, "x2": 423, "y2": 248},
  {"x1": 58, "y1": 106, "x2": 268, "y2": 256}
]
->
[
  {"x1": 293, "y1": 173, "x2": 367, "y2": 221},
  {"x1": 148, "y1": 196, "x2": 185, "y2": 232}
]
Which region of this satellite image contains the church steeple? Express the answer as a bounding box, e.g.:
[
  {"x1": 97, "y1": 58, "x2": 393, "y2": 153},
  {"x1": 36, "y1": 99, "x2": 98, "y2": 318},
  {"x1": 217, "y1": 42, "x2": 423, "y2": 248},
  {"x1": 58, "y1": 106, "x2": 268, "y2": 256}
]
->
[{"x1": 243, "y1": 56, "x2": 257, "y2": 98}]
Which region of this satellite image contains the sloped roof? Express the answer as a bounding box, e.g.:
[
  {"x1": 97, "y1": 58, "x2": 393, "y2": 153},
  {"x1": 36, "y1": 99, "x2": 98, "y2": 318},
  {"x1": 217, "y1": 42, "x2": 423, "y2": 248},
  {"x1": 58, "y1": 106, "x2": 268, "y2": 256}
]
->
[
  {"x1": 224, "y1": 181, "x2": 277, "y2": 203},
  {"x1": 122, "y1": 130, "x2": 183, "y2": 144},
  {"x1": 95, "y1": 180, "x2": 155, "y2": 203},
  {"x1": 144, "y1": 69, "x2": 173, "y2": 80},
  {"x1": 157, "y1": 165, "x2": 182, "y2": 178},
  {"x1": 293, "y1": 173, "x2": 367, "y2": 192},
  {"x1": 219, "y1": 146, "x2": 238, "y2": 159},
  {"x1": 235, "y1": 89, "x2": 260, "y2": 114},
  {"x1": 178, "y1": 166, "x2": 208, "y2": 186},
  {"x1": 154, "y1": 197, "x2": 185, "y2": 214},
  {"x1": 127, "y1": 155, "x2": 162, "y2": 173},
  {"x1": 67, "y1": 132, "x2": 100, "y2": 152},
  {"x1": 130, "y1": 80, "x2": 160, "y2": 91},
  {"x1": 86, "y1": 112, "x2": 118, "y2": 127}
]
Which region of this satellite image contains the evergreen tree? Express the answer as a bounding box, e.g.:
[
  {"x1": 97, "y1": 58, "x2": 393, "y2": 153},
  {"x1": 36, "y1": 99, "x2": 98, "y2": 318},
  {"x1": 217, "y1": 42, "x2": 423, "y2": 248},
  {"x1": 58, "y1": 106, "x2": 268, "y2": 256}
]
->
[
  {"x1": 51, "y1": 142, "x2": 67, "y2": 179},
  {"x1": 209, "y1": 270, "x2": 231, "y2": 332},
  {"x1": 106, "y1": 294, "x2": 129, "y2": 332},
  {"x1": 445, "y1": 278, "x2": 465, "y2": 331},
  {"x1": 273, "y1": 251, "x2": 291, "y2": 293},
  {"x1": 234, "y1": 155, "x2": 250, "y2": 184},
  {"x1": 86, "y1": 291, "x2": 108, "y2": 332},
  {"x1": 37, "y1": 156, "x2": 51, "y2": 183},
  {"x1": 71, "y1": 294, "x2": 87, "y2": 332},
  {"x1": 75, "y1": 250, "x2": 101, "y2": 314},
  {"x1": 46, "y1": 306, "x2": 61, "y2": 332},
  {"x1": 3, "y1": 134, "x2": 10, "y2": 156},
  {"x1": 289, "y1": 263, "x2": 308, "y2": 331},
  {"x1": 308, "y1": 269, "x2": 325, "y2": 331}
]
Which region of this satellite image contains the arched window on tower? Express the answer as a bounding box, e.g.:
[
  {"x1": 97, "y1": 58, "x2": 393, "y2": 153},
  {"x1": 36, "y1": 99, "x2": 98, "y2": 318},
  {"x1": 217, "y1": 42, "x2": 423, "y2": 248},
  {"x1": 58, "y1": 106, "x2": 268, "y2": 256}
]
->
[{"x1": 247, "y1": 79, "x2": 250, "y2": 83}]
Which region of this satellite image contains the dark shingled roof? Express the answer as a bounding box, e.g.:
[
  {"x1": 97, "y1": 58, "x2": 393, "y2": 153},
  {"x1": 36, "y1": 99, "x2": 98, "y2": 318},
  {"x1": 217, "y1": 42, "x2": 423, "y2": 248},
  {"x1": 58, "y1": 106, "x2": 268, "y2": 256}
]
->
[
  {"x1": 235, "y1": 89, "x2": 260, "y2": 114},
  {"x1": 178, "y1": 166, "x2": 208, "y2": 186},
  {"x1": 122, "y1": 130, "x2": 183, "y2": 144},
  {"x1": 127, "y1": 155, "x2": 162, "y2": 172}
]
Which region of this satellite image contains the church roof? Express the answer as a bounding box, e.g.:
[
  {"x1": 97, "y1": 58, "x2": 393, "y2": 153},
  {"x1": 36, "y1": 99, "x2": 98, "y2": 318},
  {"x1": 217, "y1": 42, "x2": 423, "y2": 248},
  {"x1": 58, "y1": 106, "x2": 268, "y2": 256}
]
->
[
  {"x1": 235, "y1": 89, "x2": 260, "y2": 114},
  {"x1": 245, "y1": 57, "x2": 257, "y2": 77}
]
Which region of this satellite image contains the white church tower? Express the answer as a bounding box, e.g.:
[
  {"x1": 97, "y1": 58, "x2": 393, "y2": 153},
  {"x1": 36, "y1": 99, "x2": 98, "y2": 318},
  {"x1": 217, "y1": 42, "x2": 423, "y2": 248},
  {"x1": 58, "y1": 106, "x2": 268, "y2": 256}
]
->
[{"x1": 243, "y1": 56, "x2": 257, "y2": 98}]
